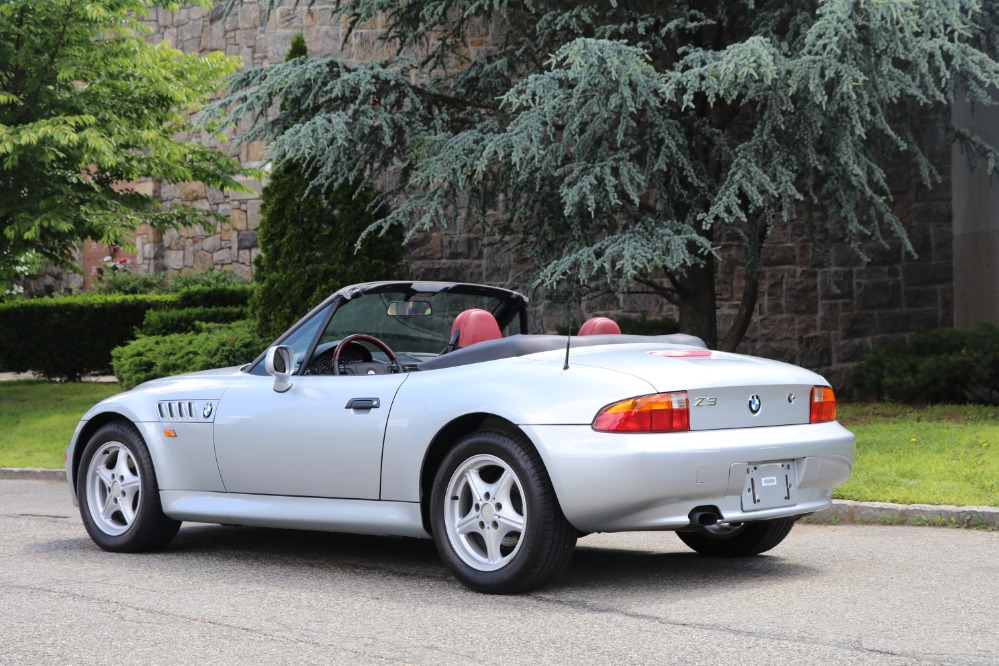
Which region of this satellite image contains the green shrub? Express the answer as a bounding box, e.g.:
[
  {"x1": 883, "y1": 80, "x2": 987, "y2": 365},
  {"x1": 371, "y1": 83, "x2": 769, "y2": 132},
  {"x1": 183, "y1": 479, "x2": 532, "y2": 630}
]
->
[
  {"x1": 91, "y1": 270, "x2": 169, "y2": 295},
  {"x1": 851, "y1": 324, "x2": 999, "y2": 404},
  {"x1": 169, "y1": 269, "x2": 245, "y2": 292},
  {"x1": 139, "y1": 306, "x2": 248, "y2": 336},
  {"x1": 176, "y1": 283, "x2": 255, "y2": 308},
  {"x1": 0, "y1": 269, "x2": 257, "y2": 380},
  {"x1": 617, "y1": 314, "x2": 680, "y2": 336},
  {"x1": 0, "y1": 294, "x2": 174, "y2": 379},
  {"x1": 93, "y1": 268, "x2": 244, "y2": 296},
  {"x1": 111, "y1": 320, "x2": 270, "y2": 389}
]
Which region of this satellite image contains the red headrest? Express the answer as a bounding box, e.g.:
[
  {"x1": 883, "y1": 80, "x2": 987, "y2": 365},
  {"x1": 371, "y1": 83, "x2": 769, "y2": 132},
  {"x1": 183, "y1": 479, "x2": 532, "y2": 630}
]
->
[
  {"x1": 578, "y1": 317, "x2": 622, "y2": 336},
  {"x1": 451, "y1": 309, "x2": 502, "y2": 348}
]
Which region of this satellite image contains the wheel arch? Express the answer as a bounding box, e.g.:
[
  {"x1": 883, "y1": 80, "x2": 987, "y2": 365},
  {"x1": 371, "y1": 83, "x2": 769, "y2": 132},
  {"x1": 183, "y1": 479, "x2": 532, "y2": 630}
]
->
[
  {"x1": 418, "y1": 413, "x2": 531, "y2": 535},
  {"x1": 70, "y1": 412, "x2": 135, "y2": 492}
]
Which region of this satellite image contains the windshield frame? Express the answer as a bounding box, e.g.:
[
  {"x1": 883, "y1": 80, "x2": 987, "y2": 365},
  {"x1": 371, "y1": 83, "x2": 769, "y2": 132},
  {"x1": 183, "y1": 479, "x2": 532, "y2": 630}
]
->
[{"x1": 245, "y1": 281, "x2": 529, "y2": 375}]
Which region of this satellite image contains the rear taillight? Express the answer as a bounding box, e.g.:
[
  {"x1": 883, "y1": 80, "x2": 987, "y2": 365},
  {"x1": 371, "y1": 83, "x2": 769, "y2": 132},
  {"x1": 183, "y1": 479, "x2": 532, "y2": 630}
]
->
[
  {"x1": 809, "y1": 386, "x2": 837, "y2": 423},
  {"x1": 592, "y1": 392, "x2": 690, "y2": 433}
]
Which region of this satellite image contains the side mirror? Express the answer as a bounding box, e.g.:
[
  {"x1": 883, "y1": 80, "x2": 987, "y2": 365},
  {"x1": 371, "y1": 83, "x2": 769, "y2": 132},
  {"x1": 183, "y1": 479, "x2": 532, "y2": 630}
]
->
[{"x1": 264, "y1": 345, "x2": 295, "y2": 393}]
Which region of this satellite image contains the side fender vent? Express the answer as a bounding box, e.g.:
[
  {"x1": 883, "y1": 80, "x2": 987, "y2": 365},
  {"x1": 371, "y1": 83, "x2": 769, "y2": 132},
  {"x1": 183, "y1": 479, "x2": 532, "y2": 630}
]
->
[{"x1": 157, "y1": 400, "x2": 216, "y2": 422}]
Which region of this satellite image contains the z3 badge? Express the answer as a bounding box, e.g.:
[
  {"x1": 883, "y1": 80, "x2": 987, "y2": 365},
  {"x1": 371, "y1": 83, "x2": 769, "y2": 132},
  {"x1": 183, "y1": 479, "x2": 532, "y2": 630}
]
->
[{"x1": 693, "y1": 396, "x2": 717, "y2": 407}]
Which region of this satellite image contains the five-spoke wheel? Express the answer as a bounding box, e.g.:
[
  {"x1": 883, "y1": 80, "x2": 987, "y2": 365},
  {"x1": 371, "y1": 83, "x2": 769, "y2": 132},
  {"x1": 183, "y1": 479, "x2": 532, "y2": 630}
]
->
[
  {"x1": 85, "y1": 441, "x2": 142, "y2": 536},
  {"x1": 431, "y1": 429, "x2": 577, "y2": 594},
  {"x1": 77, "y1": 422, "x2": 180, "y2": 552},
  {"x1": 443, "y1": 454, "x2": 527, "y2": 572}
]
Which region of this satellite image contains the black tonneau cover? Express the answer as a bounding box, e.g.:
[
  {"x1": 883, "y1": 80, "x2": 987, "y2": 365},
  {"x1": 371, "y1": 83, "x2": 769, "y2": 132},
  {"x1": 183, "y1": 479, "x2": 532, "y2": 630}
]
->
[{"x1": 418, "y1": 333, "x2": 707, "y2": 371}]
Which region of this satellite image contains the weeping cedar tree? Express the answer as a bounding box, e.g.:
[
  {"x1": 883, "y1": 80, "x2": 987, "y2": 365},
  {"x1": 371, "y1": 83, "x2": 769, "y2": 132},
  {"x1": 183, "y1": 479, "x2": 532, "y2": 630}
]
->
[
  {"x1": 251, "y1": 35, "x2": 404, "y2": 340},
  {"x1": 213, "y1": 0, "x2": 999, "y2": 350},
  {"x1": 0, "y1": 0, "x2": 248, "y2": 275}
]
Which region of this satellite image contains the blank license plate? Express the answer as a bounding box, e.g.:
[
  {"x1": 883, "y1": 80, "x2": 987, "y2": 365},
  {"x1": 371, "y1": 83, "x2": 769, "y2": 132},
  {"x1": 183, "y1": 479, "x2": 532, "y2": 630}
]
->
[{"x1": 742, "y1": 461, "x2": 797, "y2": 511}]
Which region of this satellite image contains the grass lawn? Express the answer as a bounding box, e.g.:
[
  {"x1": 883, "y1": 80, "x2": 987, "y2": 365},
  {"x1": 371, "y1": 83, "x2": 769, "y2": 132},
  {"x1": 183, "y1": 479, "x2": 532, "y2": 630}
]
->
[
  {"x1": 0, "y1": 380, "x2": 121, "y2": 468},
  {"x1": 836, "y1": 403, "x2": 999, "y2": 507},
  {"x1": 1, "y1": 381, "x2": 996, "y2": 508}
]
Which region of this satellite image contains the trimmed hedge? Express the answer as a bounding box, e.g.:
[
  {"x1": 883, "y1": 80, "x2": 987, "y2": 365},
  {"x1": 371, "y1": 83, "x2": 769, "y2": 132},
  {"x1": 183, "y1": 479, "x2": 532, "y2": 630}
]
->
[
  {"x1": 138, "y1": 305, "x2": 248, "y2": 336},
  {"x1": 851, "y1": 323, "x2": 999, "y2": 404},
  {"x1": 0, "y1": 283, "x2": 256, "y2": 380},
  {"x1": 111, "y1": 320, "x2": 270, "y2": 389},
  {"x1": 176, "y1": 283, "x2": 255, "y2": 309},
  {"x1": 0, "y1": 294, "x2": 174, "y2": 379}
]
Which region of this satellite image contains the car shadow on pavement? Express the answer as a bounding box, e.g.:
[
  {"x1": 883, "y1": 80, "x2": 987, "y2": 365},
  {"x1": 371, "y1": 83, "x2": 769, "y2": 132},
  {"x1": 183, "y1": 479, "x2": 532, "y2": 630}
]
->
[
  {"x1": 168, "y1": 524, "x2": 815, "y2": 593},
  {"x1": 552, "y1": 541, "x2": 817, "y2": 594},
  {"x1": 46, "y1": 523, "x2": 815, "y2": 593}
]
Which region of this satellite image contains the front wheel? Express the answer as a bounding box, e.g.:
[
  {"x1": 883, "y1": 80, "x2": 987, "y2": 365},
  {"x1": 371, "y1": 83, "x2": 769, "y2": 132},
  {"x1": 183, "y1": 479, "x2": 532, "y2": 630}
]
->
[
  {"x1": 676, "y1": 517, "x2": 796, "y2": 557},
  {"x1": 77, "y1": 422, "x2": 180, "y2": 552},
  {"x1": 430, "y1": 430, "x2": 577, "y2": 594}
]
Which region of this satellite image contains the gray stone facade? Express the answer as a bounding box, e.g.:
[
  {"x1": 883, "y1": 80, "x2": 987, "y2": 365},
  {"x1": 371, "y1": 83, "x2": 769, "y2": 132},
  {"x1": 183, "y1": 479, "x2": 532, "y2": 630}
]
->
[{"x1": 55, "y1": 2, "x2": 958, "y2": 389}]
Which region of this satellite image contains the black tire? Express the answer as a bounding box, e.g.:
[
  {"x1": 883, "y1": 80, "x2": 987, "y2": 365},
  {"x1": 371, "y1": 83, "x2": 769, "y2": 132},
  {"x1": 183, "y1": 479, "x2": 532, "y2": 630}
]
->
[
  {"x1": 77, "y1": 422, "x2": 180, "y2": 552},
  {"x1": 676, "y1": 517, "x2": 795, "y2": 557},
  {"x1": 430, "y1": 429, "x2": 577, "y2": 594}
]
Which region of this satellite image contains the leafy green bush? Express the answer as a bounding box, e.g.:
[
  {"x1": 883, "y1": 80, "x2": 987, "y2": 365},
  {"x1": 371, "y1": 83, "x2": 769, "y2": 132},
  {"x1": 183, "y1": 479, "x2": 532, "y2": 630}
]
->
[
  {"x1": 851, "y1": 324, "x2": 999, "y2": 404},
  {"x1": 139, "y1": 306, "x2": 248, "y2": 336},
  {"x1": 93, "y1": 268, "x2": 245, "y2": 295},
  {"x1": 175, "y1": 283, "x2": 255, "y2": 308},
  {"x1": 617, "y1": 314, "x2": 680, "y2": 336},
  {"x1": 170, "y1": 269, "x2": 245, "y2": 292},
  {"x1": 111, "y1": 320, "x2": 270, "y2": 389},
  {"x1": 0, "y1": 294, "x2": 174, "y2": 379},
  {"x1": 92, "y1": 270, "x2": 169, "y2": 295}
]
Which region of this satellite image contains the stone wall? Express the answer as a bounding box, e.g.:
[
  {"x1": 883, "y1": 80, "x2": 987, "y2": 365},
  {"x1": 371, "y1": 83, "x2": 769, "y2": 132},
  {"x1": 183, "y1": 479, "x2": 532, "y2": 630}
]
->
[
  {"x1": 129, "y1": 2, "x2": 514, "y2": 286},
  {"x1": 77, "y1": 2, "x2": 954, "y2": 390}
]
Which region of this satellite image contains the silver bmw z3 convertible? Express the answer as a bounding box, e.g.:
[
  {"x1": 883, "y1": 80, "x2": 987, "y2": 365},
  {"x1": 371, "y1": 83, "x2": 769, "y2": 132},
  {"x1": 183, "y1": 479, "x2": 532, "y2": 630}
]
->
[{"x1": 67, "y1": 280, "x2": 854, "y2": 593}]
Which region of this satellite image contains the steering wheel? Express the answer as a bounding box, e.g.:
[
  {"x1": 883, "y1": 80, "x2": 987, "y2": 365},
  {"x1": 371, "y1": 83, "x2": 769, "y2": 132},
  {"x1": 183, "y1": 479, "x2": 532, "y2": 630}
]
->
[{"x1": 332, "y1": 334, "x2": 403, "y2": 376}]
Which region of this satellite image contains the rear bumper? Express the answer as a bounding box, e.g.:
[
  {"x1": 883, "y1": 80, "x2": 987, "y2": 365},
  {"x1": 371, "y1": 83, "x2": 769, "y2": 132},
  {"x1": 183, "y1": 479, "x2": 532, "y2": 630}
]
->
[{"x1": 522, "y1": 421, "x2": 855, "y2": 533}]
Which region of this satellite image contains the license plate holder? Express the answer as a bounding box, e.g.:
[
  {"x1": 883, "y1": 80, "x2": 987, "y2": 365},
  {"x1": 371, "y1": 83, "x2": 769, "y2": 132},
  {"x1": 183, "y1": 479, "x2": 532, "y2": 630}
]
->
[{"x1": 742, "y1": 461, "x2": 797, "y2": 511}]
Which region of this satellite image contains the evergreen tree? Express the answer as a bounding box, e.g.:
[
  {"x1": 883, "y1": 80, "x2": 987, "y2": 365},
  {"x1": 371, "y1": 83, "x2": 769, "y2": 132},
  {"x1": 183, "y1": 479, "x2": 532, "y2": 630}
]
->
[
  {"x1": 216, "y1": 1, "x2": 999, "y2": 348},
  {"x1": 0, "y1": 0, "x2": 248, "y2": 273},
  {"x1": 250, "y1": 35, "x2": 403, "y2": 340}
]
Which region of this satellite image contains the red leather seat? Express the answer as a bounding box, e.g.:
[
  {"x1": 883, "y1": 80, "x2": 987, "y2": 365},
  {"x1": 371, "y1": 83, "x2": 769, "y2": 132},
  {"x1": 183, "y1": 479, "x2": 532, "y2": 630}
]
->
[
  {"x1": 450, "y1": 308, "x2": 502, "y2": 348},
  {"x1": 578, "y1": 317, "x2": 622, "y2": 335}
]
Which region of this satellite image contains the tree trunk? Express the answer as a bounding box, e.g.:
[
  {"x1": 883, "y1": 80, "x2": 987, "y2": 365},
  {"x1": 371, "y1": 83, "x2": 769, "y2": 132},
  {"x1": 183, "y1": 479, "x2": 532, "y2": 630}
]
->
[{"x1": 675, "y1": 255, "x2": 718, "y2": 349}]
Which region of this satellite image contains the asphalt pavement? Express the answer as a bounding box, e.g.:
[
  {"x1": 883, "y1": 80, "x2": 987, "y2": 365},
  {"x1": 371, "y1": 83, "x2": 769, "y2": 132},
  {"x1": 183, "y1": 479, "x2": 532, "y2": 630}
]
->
[{"x1": 2, "y1": 478, "x2": 997, "y2": 665}]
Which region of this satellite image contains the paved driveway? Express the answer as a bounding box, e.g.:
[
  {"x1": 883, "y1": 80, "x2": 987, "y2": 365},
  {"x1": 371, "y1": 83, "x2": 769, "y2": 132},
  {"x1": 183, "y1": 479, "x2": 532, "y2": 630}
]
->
[{"x1": 2, "y1": 479, "x2": 996, "y2": 665}]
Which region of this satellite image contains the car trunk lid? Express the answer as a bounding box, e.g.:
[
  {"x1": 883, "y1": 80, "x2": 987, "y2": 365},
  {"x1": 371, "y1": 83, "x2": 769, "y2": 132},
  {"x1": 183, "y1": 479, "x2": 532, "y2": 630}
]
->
[{"x1": 564, "y1": 345, "x2": 824, "y2": 430}]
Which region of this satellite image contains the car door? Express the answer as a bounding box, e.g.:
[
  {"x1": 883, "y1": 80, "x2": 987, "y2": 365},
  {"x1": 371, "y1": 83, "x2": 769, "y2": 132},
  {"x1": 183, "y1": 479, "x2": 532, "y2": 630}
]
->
[{"x1": 212, "y1": 372, "x2": 408, "y2": 499}]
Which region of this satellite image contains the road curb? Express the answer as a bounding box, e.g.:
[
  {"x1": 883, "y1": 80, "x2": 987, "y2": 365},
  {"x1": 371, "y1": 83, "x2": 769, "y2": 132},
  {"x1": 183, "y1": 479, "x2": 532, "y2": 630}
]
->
[
  {"x1": 0, "y1": 467, "x2": 66, "y2": 482},
  {"x1": 803, "y1": 499, "x2": 999, "y2": 530},
  {"x1": 3, "y1": 466, "x2": 997, "y2": 529}
]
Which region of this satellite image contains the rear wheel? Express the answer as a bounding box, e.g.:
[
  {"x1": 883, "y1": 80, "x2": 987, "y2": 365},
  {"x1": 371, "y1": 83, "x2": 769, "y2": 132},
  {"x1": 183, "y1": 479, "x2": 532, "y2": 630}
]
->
[
  {"x1": 77, "y1": 422, "x2": 180, "y2": 552},
  {"x1": 676, "y1": 517, "x2": 795, "y2": 557},
  {"x1": 430, "y1": 429, "x2": 577, "y2": 594}
]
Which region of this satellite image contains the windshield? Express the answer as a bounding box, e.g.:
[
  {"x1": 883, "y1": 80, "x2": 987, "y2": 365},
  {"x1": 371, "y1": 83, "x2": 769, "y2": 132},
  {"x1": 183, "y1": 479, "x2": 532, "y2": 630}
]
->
[{"x1": 317, "y1": 289, "x2": 520, "y2": 362}]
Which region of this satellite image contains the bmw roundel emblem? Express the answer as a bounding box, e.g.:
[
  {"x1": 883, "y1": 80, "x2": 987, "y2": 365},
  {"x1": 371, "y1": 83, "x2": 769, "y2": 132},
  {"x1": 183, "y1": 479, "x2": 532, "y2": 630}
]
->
[
  {"x1": 202, "y1": 402, "x2": 214, "y2": 419},
  {"x1": 748, "y1": 394, "x2": 762, "y2": 415}
]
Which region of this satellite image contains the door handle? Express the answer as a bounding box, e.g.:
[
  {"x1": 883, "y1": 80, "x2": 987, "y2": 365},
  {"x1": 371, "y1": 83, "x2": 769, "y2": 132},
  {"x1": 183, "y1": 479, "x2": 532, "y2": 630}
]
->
[{"x1": 345, "y1": 398, "x2": 380, "y2": 410}]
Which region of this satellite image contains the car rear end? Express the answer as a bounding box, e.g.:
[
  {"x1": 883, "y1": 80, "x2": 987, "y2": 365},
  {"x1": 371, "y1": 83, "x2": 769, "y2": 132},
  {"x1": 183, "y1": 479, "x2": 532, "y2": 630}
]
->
[{"x1": 522, "y1": 345, "x2": 855, "y2": 533}]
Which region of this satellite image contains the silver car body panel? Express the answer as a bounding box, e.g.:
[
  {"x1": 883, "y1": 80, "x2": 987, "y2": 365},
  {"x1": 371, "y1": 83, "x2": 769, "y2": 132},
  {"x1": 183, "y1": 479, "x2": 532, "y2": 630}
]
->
[
  {"x1": 520, "y1": 421, "x2": 853, "y2": 532},
  {"x1": 160, "y1": 491, "x2": 428, "y2": 538},
  {"x1": 66, "y1": 326, "x2": 854, "y2": 537},
  {"x1": 212, "y1": 373, "x2": 409, "y2": 499}
]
